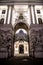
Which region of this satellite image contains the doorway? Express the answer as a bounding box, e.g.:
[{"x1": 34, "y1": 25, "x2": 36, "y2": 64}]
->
[
  {"x1": 19, "y1": 45, "x2": 24, "y2": 54},
  {"x1": 14, "y1": 41, "x2": 29, "y2": 56}
]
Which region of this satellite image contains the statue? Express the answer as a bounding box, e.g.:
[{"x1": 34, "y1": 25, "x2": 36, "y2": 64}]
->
[{"x1": 19, "y1": 13, "x2": 24, "y2": 19}]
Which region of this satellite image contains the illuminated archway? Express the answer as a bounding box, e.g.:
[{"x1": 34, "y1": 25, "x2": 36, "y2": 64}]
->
[
  {"x1": 14, "y1": 22, "x2": 29, "y2": 33},
  {"x1": 13, "y1": 22, "x2": 29, "y2": 57}
]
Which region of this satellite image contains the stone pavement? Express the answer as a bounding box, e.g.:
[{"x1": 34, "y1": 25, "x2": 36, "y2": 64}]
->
[{"x1": 0, "y1": 57, "x2": 43, "y2": 65}]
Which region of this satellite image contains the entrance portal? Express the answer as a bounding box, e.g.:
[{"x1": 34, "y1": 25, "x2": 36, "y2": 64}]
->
[
  {"x1": 14, "y1": 41, "x2": 29, "y2": 56},
  {"x1": 13, "y1": 21, "x2": 29, "y2": 57}
]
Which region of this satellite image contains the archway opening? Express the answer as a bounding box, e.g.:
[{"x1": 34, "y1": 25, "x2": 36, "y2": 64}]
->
[
  {"x1": 19, "y1": 45, "x2": 24, "y2": 54},
  {"x1": 14, "y1": 22, "x2": 29, "y2": 57},
  {"x1": 14, "y1": 22, "x2": 28, "y2": 33}
]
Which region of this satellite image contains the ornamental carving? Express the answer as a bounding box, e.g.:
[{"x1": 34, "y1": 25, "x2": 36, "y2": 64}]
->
[
  {"x1": 0, "y1": 25, "x2": 13, "y2": 58},
  {"x1": 29, "y1": 27, "x2": 43, "y2": 57}
]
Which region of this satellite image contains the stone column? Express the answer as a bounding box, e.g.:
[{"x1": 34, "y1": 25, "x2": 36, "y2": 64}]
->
[
  {"x1": 30, "y1": 5, "x2": 36, "y2": 24},
  {"x1": 7, "y1": 6, "x2": 13, "y2": 24},
  {"x1": 27, "y1": 30, "x2": 30, "y2": 56},
  {"x1": 6, "y1": 6, "x2": 9, "y2": 24},
  {"x1": 7, "y1": 6, "x2": 12, "y2": 24},
  {"x1": 29, "y1": 5, "x2": 33, "y2": 24},
  {"x1": 33, "y1": 5, "x2": 37, "y2": 24},
  {"x1": 9, "y1": 5, "x2": 13, "y2": 24}
]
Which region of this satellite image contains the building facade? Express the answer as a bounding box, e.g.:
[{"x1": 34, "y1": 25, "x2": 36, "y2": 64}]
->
[{"x1": 0, "y1": 0, "x2": 43, "y2": 58}]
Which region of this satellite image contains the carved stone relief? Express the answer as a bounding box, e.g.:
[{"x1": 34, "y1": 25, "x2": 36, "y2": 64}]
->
[
  {"x1": 29, "y1": 25, "x2": 43, "y2": 58},
  {"x1": 0, "y1": 24, "x2": 13, "y2": 58}
]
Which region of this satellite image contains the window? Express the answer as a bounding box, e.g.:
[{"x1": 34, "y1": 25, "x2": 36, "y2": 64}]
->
[
  {"x1": 0, "y1": 18, "x2": 4, "y2": 24},
  {"x1": 37, "y1": 10, "x2": 40, "y2": 14},
  {"x1": 38, "y1": 18, "x2": 42, "y2": 24},
  {"x1": 2, "y1": 10, "x2": 6, "y2": 14}
]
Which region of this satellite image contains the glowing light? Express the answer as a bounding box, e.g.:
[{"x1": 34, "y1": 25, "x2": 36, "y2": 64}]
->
[
  {"x1": 14, "y1": 41, "x2": 29, "y2": 56},
  {"x1": 15, "y1": 29, "x2": 27, "y2": 34}
]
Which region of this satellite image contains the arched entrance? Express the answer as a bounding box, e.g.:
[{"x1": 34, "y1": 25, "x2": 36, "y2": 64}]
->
[
  {"x1": 14, "y1": 41, "x2": 29, "y2": 56},
  {"x1": 19, "y1": 45, "x2": 24, "y2": 54},
  {"x1": 13, "y1": 22, "x2": 29, "y2": 57}
]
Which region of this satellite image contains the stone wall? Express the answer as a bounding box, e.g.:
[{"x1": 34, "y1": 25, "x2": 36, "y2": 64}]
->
[
  {"x1": 29, "y1": 24, "x2": 43, "y2": 58},
  {"x1": 0, "y1": 24, "x2": 13, "y2": 58},
  {"x1": 0, "y1": 24, "x2": 43, "y2": 58}
]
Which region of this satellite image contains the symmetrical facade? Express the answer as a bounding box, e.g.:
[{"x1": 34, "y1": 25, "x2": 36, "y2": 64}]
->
[{"x1": 0, "y1": 0, "x2": 43, "y2": 58}]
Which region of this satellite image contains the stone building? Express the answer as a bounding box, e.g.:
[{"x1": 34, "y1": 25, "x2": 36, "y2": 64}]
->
[{"x1": 0, "y1": 0, "x2": 43, "y2": 58}]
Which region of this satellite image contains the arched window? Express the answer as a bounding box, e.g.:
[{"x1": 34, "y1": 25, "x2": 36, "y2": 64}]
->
[
  {"x1": 38, "y1": 18, "x2": 43, "y2": 24},
  {"x1": 0, "y1": 18, "x2": 4, "y2": 24}
]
